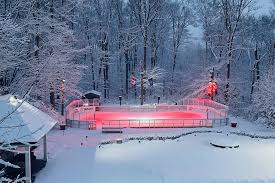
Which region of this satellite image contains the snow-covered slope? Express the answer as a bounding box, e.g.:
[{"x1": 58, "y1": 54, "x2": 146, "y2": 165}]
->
[
  {"x1": 93, "y1": 133, "x2": 275, "y2": 183},
  {"x1": 35, "y1": 117, "x2": 275, "y2": 183}
]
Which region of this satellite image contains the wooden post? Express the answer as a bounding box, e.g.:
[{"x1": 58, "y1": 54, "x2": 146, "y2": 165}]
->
[
  {"x1": 43, "y1": 135, "x2": 47, "y2": 161},
  {"x1": 25, "y1": 146, "x2": 32, "y2": 183}
]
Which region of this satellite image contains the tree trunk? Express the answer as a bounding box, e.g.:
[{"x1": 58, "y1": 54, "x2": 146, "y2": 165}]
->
[
  {"x1": 4, "y1": 0, "x2": 7, "y2": 15},
  {"x1": 251, "y1": 44, "x2": 260, "y2": 94},
  {"x1": 151, "y1": 22, "x2": 158, "y2": 68},
  {"x1": 116, "y1": 0, "x2": 124, "y2": 96},
  {"x1": 125, "y1": 52, "x2": 129, "y2": 97},
  {"x1": 91, "y1": 54, "x2": 96, "y2": 90},
  {"x1": 141, "y1": 29, "x2": 148, "y2": 105},
  {"x1": 101, "y1": 33, "x2": 109, "y2": 99},
  {"x1": 50, "y1": 84, "x2": 55, "y2": 110},
  {"x1": 143, "y1": 31, "x2": 148, "y2": 71},
  {"x1": 133, "y1": 45, "x2": 137, "y2": 70},
  {"x1": 224, "y1": 39, "x2": 233, "y2": 103},
  {"x1": 140, "y1": 61, "x2": 145, "y2": 105}
]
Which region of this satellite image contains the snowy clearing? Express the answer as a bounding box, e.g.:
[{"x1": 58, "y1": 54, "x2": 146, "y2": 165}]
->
[
  {"x1": 35, "y1": 118, "x2": 275, "y2": 183},
  {"x1": 93, "y1": 133, "x2": 275, "y2": 183}
]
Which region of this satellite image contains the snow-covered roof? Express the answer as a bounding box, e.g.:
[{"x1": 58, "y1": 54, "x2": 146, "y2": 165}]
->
[
  {"x1": 0, "y1": 95, "x2": 57, "y2": 144},
  {"x1": 83, "y1": 90, "x2": 101, "y2": 97}
]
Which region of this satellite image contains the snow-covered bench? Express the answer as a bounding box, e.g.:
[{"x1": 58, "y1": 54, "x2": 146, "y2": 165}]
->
[{"x1": 101, "y1": 127, "x2": 123, "y2": 133}]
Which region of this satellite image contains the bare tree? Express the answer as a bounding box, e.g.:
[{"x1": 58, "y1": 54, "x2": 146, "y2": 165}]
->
[
  {"x1": 129, "y1": 0, "x2": 163, "y2": 105},
  {"x1": 168, "y1": 0, "x2": 193, "y2": 92},
  {"x1": 221, "y1": 0, "x2": 255, "y2": 103}
]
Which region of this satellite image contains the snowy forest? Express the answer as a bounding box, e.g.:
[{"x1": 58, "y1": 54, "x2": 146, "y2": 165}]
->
[{"x1": 0, "y1": 0, "x2": 274, "y2": 124}]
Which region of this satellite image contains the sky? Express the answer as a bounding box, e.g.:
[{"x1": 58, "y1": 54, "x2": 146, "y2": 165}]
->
[
  {"x1": 256, "y1": 0, "x2": 274, "y2": 16},
  {"x1": 189, "y1": 0, "x2": 274, "y2": 44}
]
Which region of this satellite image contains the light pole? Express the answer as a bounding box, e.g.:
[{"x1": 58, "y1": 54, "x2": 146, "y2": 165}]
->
[
  {"x1": 157, "y1": 96, "x2": 160, "y2": 104},
  {"x1": 119, "y1": 96, "x2": 122, "y2": 106},
  {"x1": 59, "y1": 79, "x2": 66, "y2": 130}
]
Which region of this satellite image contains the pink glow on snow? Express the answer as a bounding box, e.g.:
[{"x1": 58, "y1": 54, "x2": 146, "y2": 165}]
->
[{"x1": 80, "y1": 111, "x2": 208, "y2": 128}]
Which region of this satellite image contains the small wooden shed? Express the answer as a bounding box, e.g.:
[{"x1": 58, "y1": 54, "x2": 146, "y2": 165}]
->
[
  {"x1": 81, "y1": 90, "x2": 101, "y2": 106},
  {"x1": 0, "y1": 95, "x2": 57, "y2": 183},
  {"x1": 81, "y1": 90, "x2": 101, "y2": 100}
]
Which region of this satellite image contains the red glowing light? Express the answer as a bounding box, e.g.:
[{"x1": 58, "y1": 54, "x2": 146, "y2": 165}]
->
[{"x1": 208, "y1": 82, "x2": 217, "y2": 96}]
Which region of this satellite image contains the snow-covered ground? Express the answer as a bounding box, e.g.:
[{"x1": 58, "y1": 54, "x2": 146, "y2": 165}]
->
[{"x1": 35, "y1": 117, "x2": 275, "y2": 183}]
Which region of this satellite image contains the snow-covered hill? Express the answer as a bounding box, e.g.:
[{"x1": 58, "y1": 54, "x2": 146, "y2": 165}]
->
[{"x1": 35, "y1": 117, "x2": 275, "y2": 183}]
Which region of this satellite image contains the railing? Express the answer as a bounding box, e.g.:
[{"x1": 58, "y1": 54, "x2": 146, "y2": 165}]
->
[
  {"x1": 65, "y1": 98, "x2": 229, "y2": 130},
  {"x1": 65, "y1": 118, "x2": 228, "y2": 130},
  {"x1": 66, "y1": 120, "x2": 96, "y2": 130},
  {"x1": 67, "y1": 98, "x2": 227, "y2": 112},
  {"x1": 181, "y1": 98, "x2": 228, "y2": 112},
  {"x1": 181, "y1": 98, "x2": 229, "y2": 118},
  {"x1": 67, "y1": 103, "x2": 202, "y2": 114},
  {"x1": 66, "y1": 105, "x2": 228, "y2": 122},
  {"x1": 101, "y1": 118, "x2": 228, "y2": 129},
  {"x1": 94, "y1": 105, "x2": 191, "y2": 112}
]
